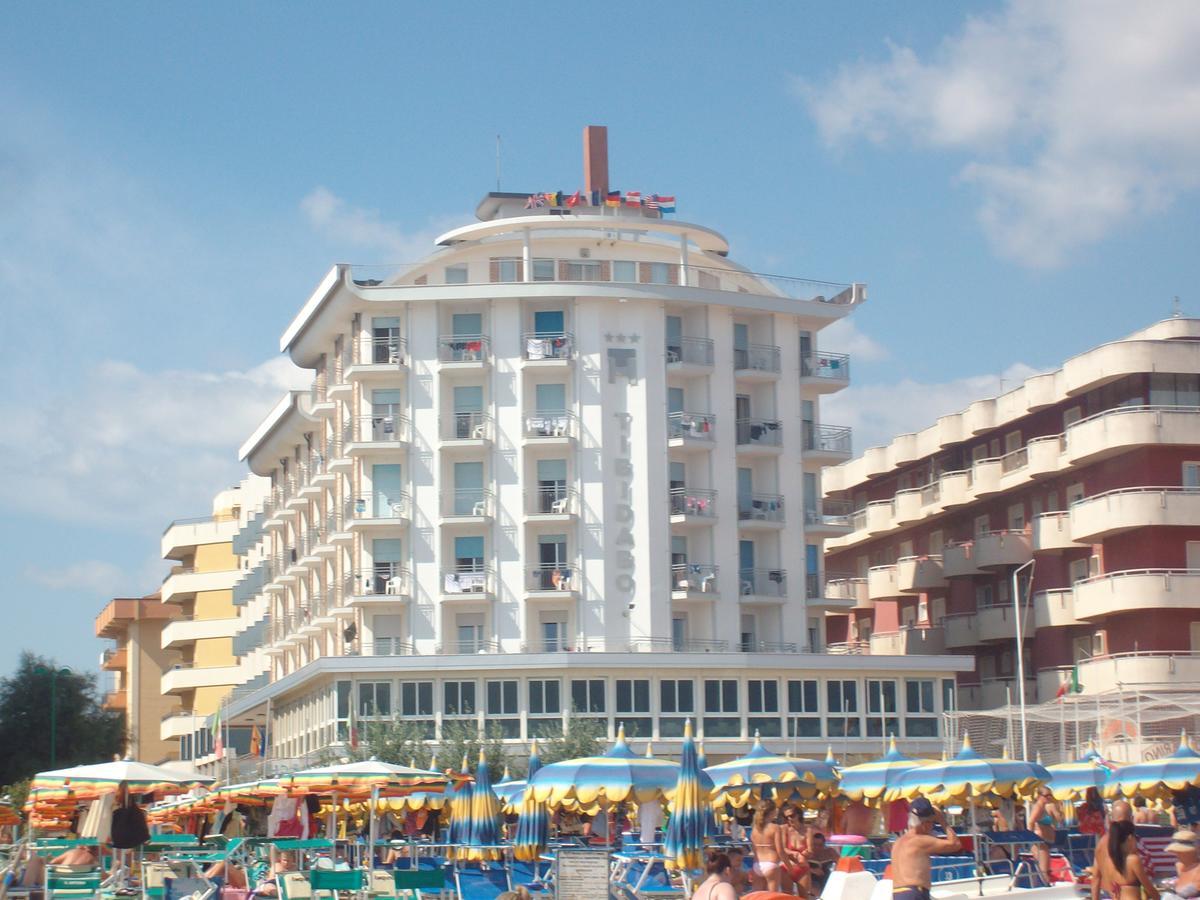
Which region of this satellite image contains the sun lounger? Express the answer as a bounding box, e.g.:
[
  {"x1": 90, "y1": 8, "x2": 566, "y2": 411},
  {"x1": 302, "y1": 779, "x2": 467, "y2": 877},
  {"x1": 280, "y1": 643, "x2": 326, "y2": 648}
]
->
[{"x1": 392, "y1": 868, "x2": 448, "y2": 900}]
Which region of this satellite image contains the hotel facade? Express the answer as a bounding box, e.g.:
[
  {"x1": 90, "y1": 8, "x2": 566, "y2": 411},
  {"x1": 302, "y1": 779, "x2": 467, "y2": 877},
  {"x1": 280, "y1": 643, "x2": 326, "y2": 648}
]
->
[
  {"x1": 822, "y1": 317, "x2": 1200, "y2": 711},
  {"x1": 176, "y1": 129, "x2": 969, "y2": 769}
]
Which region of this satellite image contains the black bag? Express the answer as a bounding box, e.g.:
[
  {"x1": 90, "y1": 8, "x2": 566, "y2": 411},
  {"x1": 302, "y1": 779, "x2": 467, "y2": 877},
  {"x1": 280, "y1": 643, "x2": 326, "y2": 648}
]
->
[{"x1": 111, "y1": 799, "x2": 150, "y2": 849}]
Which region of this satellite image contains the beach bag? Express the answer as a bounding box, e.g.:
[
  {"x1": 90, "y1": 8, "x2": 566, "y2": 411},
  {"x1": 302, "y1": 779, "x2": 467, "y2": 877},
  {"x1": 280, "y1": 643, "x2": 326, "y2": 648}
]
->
[{"x1": 111, "y1": 800, "x2": 150, "y2": 849}]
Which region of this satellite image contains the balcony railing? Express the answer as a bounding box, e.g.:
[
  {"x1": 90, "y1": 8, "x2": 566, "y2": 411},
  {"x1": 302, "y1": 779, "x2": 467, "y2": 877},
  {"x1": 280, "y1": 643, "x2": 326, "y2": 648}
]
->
[
  {"x1": 667, "y1": 411, "x2": 716, "y2": 441},
  {"x1": 670, "y1": 488, "x2": 718, "y2": 517},
  {"x1": 438, "y1": 639, "x2": 501, "y2": 655},
  {"x1": 671, "y1": 563, "x2": 719, "y2": 593},
  {"x1": 359, "y1": 638, "x2": 415, "y2": 656},
  {"x1": 826, "y1": 640, "x2": 870, "y2": 655},
  {"x1": 736, "y1": 418, "x2": 782, "y2": 447},
  {"x1": 740, "y1": 640, "x2": 799, "y2": 653},
  {"x1": 442, "y1": 411, "x2": 492, "y2": 441},
  {"x1": 738, "y1": 492, "x2": 784, "y2": 523},
  {"x1": 738, "y1": 568, "x2": 787, "y2": 598},
  {"x1": 438, "y1": 334, "x2": 490, "y2": 364},
  {"x1": 666, "y1": 337, "x2": 714, "y2": 367},
  {"x1": 528, "y1": 485, "x2": 577, "y2": 516},
  {"x1": 806, "y1": 498, "x2": 852, "y2": 527},
  {"x1": 630, "y1": 638, "x2": 730, "y2": 653},
  {"x1": 734, "y1": 343, "x2": 781, "y2": 374},
  {"x1": 442, "y1": 488, "x2": 494, "y2": 518},
  {"x1": 345, "y1": 565, "x2": 410, "y2": 598},
  {"x1": 346, "y1": 493, "x2": 411, "y2": 521},
  {"x1": 442, "y1": 565, "x2": 493, "y2": 595},
  {"x1": 523, "y1": 410, "x2": 578, "y2": 439},
  {"x1": 1001, "y1": 445, "x2": 1029, "y2": 473},
  {"x1": 805, "y1": 572, "x2": 821, "y2": 599},
  {"x1": 522, "y1": 331, "x2": 574, "y2": 361},
  {"x1": 348, "y1": 414, "x2": 411, "y2": 444},
  {"x1": 528, "y1": 564, "x2": 580, "y2": 592},
  {"x1": 801, "y1": 352, "x2": 850, "y2": 381},
  {"x1": 803, "y1": 422, "x2": 852, "y2": 454},
  {"x1": 353, "y1": 335, "x2": 408, "y2": 366},
  {"x1": 162, "y1": 708, "x2": 196, "y2": 723}
]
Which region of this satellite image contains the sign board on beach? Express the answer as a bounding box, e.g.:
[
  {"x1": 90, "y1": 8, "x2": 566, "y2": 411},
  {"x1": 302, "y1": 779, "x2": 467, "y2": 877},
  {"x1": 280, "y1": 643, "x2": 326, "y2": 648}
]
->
[{"x1": 556, "y1": 848, "x2": 611, "y2": 900}]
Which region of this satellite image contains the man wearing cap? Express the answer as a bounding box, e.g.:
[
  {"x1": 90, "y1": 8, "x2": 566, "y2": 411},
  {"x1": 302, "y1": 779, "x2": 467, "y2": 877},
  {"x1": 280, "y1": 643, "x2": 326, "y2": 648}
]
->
[
  {"x1": 891, "y1": 798, "x2": 962, "y2": 900},
  {"x1": 1165, "y1": 830, "x2": 1200, "y2": 899}
]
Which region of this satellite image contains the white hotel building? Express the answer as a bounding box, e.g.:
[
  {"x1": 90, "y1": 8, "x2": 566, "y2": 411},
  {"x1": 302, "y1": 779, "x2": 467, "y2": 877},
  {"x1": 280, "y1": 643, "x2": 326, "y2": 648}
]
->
[{"x1": 213, "y1": 129, "x2": 969, "y2": 768}]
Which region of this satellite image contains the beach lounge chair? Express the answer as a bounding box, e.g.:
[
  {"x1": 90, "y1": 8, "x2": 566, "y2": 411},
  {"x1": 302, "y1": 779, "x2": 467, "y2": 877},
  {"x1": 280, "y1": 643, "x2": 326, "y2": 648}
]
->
[
  {"x1": 367, "y1": 870, "x2": 397, "y2": 898},
  {"x1": 276, "y1": 872, "x2": 313, "y2": 900},
  {"x1": 309, "y1": 868, "x2": 364, "y2": 900},
  {"x1": 44, "y1": 867, "x2": 103, "y2": 900}
]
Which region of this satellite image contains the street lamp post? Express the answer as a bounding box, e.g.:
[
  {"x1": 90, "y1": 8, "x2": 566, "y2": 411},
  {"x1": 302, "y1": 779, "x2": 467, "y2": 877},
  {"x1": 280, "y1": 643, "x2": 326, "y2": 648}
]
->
[
  {"x1": 34, "y1": 665, "x2": 73, "y2": 767},
  {"x1": 1011, "y1": 560, "x2": 1035, "y2": 762}
]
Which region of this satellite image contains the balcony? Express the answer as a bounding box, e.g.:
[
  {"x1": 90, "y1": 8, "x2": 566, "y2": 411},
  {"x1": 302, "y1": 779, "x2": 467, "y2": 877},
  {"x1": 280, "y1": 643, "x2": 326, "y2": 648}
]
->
[
  {"x1": 161, "y1": 515, "x2": 237, "y2": 560},
  {"x1": 867, "y1": 564, "x2": 901, "y2": 601},
  {"x1": 102, "y1": 690, "x2": 127, "y2": 712},
  {"x1": 973, "y1": 530, "x2": 1033, "y2": 569},
  {"x1": 523, "y1": 410, "x2": 578, "y2": 443},
  {"x1": 1064, "y1": 405, "x2": 1200, "y2": 466},
  {"x1": 161, "y1": 663, "x2": 242, "y2": 694},
  {"x1": 737, "y1": 568, "x2": 787, "y2": 603},
  {"x1": 667, "y1": 412, "x2": 715, "y2": 448},
  {"x1": 799, "y1": 352, "x2": 850, "y2": 393},
  {"x1": 1070, "y1": 487, "x2": 1200, "y2": 542},
  {"x1": 671, "y1": 563, "x2": 719, "y2": 598},
  {"x1": 896, "y1": 555, "x2": 946, "y2": 593},
  {"x1": 161, "y1": 616, "x2": 240, "y2": 650},
  {"x1": 803, "y1": 423, "x2": 852, "y2": 462},
  {"x1": 345, "y1": 494, "x2": 411, "y2": 529},
  {"x1": 161, "y1": 566, "x2": 240, "y2": 604},
  {"x1": 938, "y1": 470, "x2": 973, "y2": 509},
  {"x1": 943, "y1": 613, "x2": 978, "y2": 650},
  {"x1": 824, "y1": 576, "x2": 870, "y2": 609},
  {"x1": 440, "y1": 489, "x2": 494, "y2": 523},
  {"x1": 1074, "y1": 569, "x2": 1200, "y2": 620},
  {"x1": 522, "y1": 331, "x2": 574, "y2": 363},
  {"x1": 670, "y1": 488, "x2": 718, "y2": 523},
  {"x1": 1032, "y1": 512, "x2": 1085, "y2": 552},
  {"x1": 969, "y1": 678, "x2": 1038, "y2": 710},
  {"x1": 976, "y1": 602, "x2": 1033, "y2": 643},
  {"x1": 1026, "y1": 436, "x2": 1063, "y2": 478},
  {"x1": 358, "y1": 638, "x2": 416, "y2": 657},
  {"x1": 869, "y1": 626, "x2": 946, "y2": 656},
  {"x1": 160, "y1": 710, "x2": 203, "y2": 740},
  {"x1": 735, "y1": 418, "x2": 783, "y2": 454},
  {"x1": 1038, "y1": 652, "x2": 1200, "y2": 699},
  {"x1": 526, "y1": 564, "x2": 581, "y2": 598},
  {"x1": 101, "y1": 647, "x2": 127, "y2": 671},
  {"x1": 943, "y1": 541, "x2": 983, "y2": 577},
  {"x1": 348, "y1": 335, "x2": 408, "y2": 373},
  {"x1": 437, "y1": 334, "x2": 490, "y2": 367},
  {"x1": 738, "y1": 493, "x2": 785, "y2": 529},
  {"x1": 441, "y1": 565, "x2": 494, "y2": 599},
  {"x1": 804, "y1": 498, "x2": 851, "y2": 535},
  {"x1": 972, "y1": 457, "x2": 1004, "y2": 497},
  {"x1": 850, "y1": 500, "x2": 894, "y2": 537},
  {"x1": 1034, "y1": 589, "x2": 1079, "y2": 628},
  {"x1": 344, "y1": 414, "x2": 411, "y2": 451},
  {"x1": 733, "y1": 343, "x2": 781, "y2": 380},
  {"x1": 892, "y1": 489, "x2": 923, "y2": 525},
  {"x1": 345, "y1": 566, "x2": 411, "y2": 605},
  {"x1": 526, "y1": 486, "x2": 578, "y2": 520},
  {"x1": 441, "y1": 411, "x2": 493, "y2": 445},
  {"x1": 666, "y1": 337, "x2": 714, "y2": 373}
]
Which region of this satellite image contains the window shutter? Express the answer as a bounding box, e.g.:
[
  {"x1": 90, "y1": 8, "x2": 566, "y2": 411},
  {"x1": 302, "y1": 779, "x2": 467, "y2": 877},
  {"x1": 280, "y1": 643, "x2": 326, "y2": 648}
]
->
[
  {"x1": 638, "y1": 262, "x2": 651, "y2": 283},
  {"x1": 598, "y1": 260, "x2": 611, "y2": 281},
  {"x1": 489, "y1": 259, "x2": 499, "y2": 283},
  {"x1": 667, "y1": 264, "x2": 679, "y2": 285},
  {"x1": 558, "y1": 260, "x2": 571, "y2": 281}
]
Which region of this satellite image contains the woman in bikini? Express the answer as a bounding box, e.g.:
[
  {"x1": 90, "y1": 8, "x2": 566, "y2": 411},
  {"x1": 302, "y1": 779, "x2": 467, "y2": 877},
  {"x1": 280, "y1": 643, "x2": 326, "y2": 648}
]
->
[
  {"x1": 750, "y1": 799, "x2": 786, "y2": 894},
  {"x1": 1030, "y1": 785, "x2": 1064, "y2": 884},
  {"x1": 690, "y1": 850, "x2": 738, "y2": 900},
  {"x1": 780, "y1": 804, "x2": 812, "y2": 897},
  {"x1": 1095, "y1": 819, "x2": 1159, "y2": 900}
]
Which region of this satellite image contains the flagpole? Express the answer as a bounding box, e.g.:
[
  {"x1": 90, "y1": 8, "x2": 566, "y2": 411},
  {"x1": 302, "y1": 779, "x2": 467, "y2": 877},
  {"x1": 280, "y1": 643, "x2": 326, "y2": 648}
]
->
[
  {"x1": 264, "y1": 694, "x2": 272, "y2": 779},
  {"x1": 224, "y1": 692, "x2": 231, "y2": 784}
]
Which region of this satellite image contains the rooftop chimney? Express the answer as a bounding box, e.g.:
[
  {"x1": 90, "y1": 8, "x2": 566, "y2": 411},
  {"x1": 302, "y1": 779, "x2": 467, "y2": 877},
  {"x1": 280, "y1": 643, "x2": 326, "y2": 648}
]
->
[{"x1": 583, "y1": 125, "x2": 609, "y2": 197}]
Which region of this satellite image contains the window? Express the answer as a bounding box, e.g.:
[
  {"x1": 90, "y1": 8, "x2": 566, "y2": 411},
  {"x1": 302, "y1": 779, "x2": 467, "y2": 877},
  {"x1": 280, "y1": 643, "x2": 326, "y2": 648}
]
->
[
  {"x1": 571, "y1": 679, "x2": 605, "y2": 714},
  {"x1": 529, "y1": 680, "x2": 561, "y2": 715},
  {"x1": 787, "y1": 679, "x2": 820, "y2": 738},
  {"x1": 1069, "y1": 557, "x2": 1091, "y2": 584},
  {"x1": 444, "y1": 264, "x2": 468, "y2": 284},
  {"x1": 486, "y1": 679, "x2": 519, "y2": 739},
  {"x1": 612, "y1": 260, "x2": 636, "y2": 283},
  {"x1": 866, "y1": 679, "x2": 899, "y2": 738},
  {"x1": 1063, "y1": 405, "x2": 1083, "y2": 429},
  {"x1": 1066, "y1": 482, "x2": 1086, "y2": 505},
  {"x1": 336, "y1": 680, "x2": 352, "y2": 741},
  {"x1": 748, "y1": 679, "x2": 781, "y2": 738},
  {"x1": 1008, "y1": 503, "x2": 1025, "y2": 531},
  {"x1": 645, "y1": 262, "x2": 670, "y2": 284},
  {"x1": 1151, "y1": 373, "x2": 1200, "y2": 407},
  {"x1": 942, "y1": 679, "x2": 957, "y2": 713},
  {"x1": 703, "y1": 678, "x2": 739, "y2": 738},
  {"x1": 616, "y1": 679, "x2": 651, "y2": 737},
  {"x1": 827, "y1": 679, "x2": 861, "y2": 737},
  {"x1": 444, "y1": 681, "x2": 476, "y2": 716},
  {"x1": 531, "y1": 259, "x2": 555, "y2": 281},
  {"x1": 1185, "y1": 462, "x2": 1200, "y2": 490},
  {"x1": 565, "y1": 260, "x2": 601, "y2": 281},
  {"x1": 659, "y1": 679, "x2": 694, "y2": 737},
  {"x1": 905, "y1": 679, "x2": 938, "y2": 737},
  {"x1": 496, "y1": 259, "x2": 520, "y2": 282},
  {"x1": 974, "y1": 514, "x2": 990, "y2": 536},
  {"x1": 400, "y1": 681, "x2": 433, "y2": 716},
  {"x1": 927, "y1": 530, "x2": 944, "y2": 556},
  {"x1": 535, "y1": 382, "x2": 567, "y2": 413},
  {"x1": 358, "y1": 681, "x2": 391, "y2": 718}
]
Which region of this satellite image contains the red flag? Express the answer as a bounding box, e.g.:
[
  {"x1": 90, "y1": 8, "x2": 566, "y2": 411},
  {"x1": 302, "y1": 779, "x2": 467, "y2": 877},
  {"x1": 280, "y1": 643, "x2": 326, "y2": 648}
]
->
[
  {"x1": 625, "y1": 191, "x2": 642, "y2": 207},
  {"x1": 566, "y1": 191, "x2": 582, "y2": 208}
]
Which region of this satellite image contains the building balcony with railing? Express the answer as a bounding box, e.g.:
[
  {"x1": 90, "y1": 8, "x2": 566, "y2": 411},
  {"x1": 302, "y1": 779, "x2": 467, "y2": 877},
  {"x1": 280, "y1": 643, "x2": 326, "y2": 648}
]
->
[
  {"x1": 670, "y1": 563, "x2": 719, "y2": 597},
  {"x1": 667, "y1": 411, "x2": 716, "y2": 445},
  {"x1": 666, "y1": 336, "x2": 714, "y2": 370},
  {"x1": 526, "y1": 563, "x2": 581, "y2": 596},
  {"x1": 441, "y1": 411, "x2": 493, "y2": 443},
  {"x1": 349, "y1": 334, "x2": 408, "y2": 369},
  {"x1": 345, "y1": 565, "x2": 411, "y2": 603},
  {"x1": 440, "y1": 488, "x2": 494, "y2": 521},
  {"x1": 523, "y1": 410, "x2": 578, "y2": 441},
  {"x1": 522, "y1": 331, "x2": 574, "y2": 362},
  {"x1": 869, "y1": 625, "x2": 947, "y2": 656},
  {"x1": 669, "y1": 488, "x2": 718, "y2": 522},
  {"x1": 735, "y1": 418, "x2": 783, "y2": 452},
  {"x1": 345, "y1": 414, "x2": 411, "y2": 448},
  {"x1": 737, "y1": 568, "x2": 787, "y2": 602},
  {"x1": 824, "y1": 575, "x2": 870, "y2": 609},
  {"x1": 438, "y1": 334, "x2": 490, "y2": 365},
  {"x1": 441, "y1": 565, "x2": 494, "y2": 598},
  {"x1": 526, "y1": 485, "x2": 578, "y2": 518},
  {"x1": 803, "y1": 422, "x2": 852, "y2": 460},
  {"x1": 734, "y1": 343, "x2": 781, "y2": 379},
  {"x1": 738, "y1": 493, "x2": 785, "y2": 528},
  {"x1": 799, "y1": 351, "x2": 850, "y2": 392},
  {"x1": 805, "y1": 498, "x2": 851, "y2": 533},
  {"x1": 345, "y1": 494, "x2": 411, "y2": 527}
]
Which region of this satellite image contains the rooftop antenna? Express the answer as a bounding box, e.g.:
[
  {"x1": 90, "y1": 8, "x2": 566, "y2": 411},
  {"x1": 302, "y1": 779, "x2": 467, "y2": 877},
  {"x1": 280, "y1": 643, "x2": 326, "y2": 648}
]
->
[
  {"x1": 495, "y1": 134, "x2": 502, "y2": 191},
  {"x1": 1173, "y1": 296, "x2": 1182, "y2": 318}
]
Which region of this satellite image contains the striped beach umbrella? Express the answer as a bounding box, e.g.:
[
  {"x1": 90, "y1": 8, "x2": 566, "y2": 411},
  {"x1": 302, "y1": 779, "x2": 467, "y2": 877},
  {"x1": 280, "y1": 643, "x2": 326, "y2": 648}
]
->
[
  {"x1": 281, "y1": 757, "x2": 448, "y2": 798},
  {"x1": 1046, "y1": 745, "x2": 1114, "y2": 801},
  {"x1": 514, "y1": 740, "x2": 549, "y2": 863},
  {"x1": 1105, "y1": 732, "x2": 1200, "y2": 801},
  {"x1": 705, "y1": 733, "x2": 838, "y2": 808},
  {"x1": 529, "y1": 725, "x2": 687, "y2": 807},
  {"x1": 32, "y1": 758, "x2": 214, "y2": 801},
  {"x1": 838, "y1": 737, "x2": 928, "y2": 804},
  {"x1": 460, "y1": 749, "x2": 503, "y2": 862},
  {"x1": 887, "y1": 734, "x2": 1049, "y2": 805},
  {"x1": 663, "y1": 721, "x2": 707, "y2": 872},
  {"x1": 448, "y1": 754, "x2": 472, "y2": 846}
]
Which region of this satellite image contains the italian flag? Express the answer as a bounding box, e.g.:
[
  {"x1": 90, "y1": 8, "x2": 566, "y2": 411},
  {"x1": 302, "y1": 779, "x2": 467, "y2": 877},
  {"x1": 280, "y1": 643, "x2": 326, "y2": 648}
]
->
[{"x1": 1056, "y1": 666, "x2": 1082, "y2": 699}]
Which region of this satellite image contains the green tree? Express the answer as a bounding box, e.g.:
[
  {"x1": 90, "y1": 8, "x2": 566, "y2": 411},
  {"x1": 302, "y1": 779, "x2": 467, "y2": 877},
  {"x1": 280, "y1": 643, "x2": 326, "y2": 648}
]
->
[
  {"x1": 0, "y1": 652, "x2": 125, "y2": 788},
  {"x1": 537, "y1": 716, "x2": 607, "y2": 765},
  {"x1": 355, "y1": 719, "x2": 516, "y2": 780}
]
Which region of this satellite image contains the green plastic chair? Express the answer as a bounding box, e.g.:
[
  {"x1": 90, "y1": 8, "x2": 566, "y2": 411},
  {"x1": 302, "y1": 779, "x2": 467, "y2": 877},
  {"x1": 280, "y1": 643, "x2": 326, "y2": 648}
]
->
[
  {"x1": 45, "y1": 869, "x2": 103, "y2": 900},
  {"x1": 392, "y1": 869, "x2": 446, "y2": 900},
  {"x1": 309, "y1": 868, "x2": 365, "y2": 899}
]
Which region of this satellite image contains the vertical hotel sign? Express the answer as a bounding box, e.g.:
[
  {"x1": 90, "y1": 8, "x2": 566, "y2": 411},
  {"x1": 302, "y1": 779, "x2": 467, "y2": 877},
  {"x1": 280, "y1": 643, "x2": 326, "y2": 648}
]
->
[{"x1": 607, "y1": 334, "x2": 639, "y2": 607}]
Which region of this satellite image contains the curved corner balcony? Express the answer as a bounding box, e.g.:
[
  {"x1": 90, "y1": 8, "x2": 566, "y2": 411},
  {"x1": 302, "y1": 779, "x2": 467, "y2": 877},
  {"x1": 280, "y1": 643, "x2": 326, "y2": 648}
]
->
[
  {"x1": 1038, "y1": 651, "x2": 1200, "y2": 698},
  {"x1": 896, "y1": 555, "x2": 947, "y2": 593},
  {"x1": 1032, "y1": 512, "x2": 1085, "y2": 553},
  {"x1": 1034, "y1": 588, "x2": 1079, "y2": 628},
  {"x1": 823, "y1": 575, "x2": 870, "y2": 610},
  {"x1": 1063, "y1": 405, "x2": 1200, "y2": 466},
  {"x1": 1074, "y1": 569, "x2": 1200, "y2": 620},
  {"x1": 1070, "y1": 487, "x2": 1200, "y2": 542},
  {"x1": 973, "y1": 530, "x2": 1033, "y2": 569}
]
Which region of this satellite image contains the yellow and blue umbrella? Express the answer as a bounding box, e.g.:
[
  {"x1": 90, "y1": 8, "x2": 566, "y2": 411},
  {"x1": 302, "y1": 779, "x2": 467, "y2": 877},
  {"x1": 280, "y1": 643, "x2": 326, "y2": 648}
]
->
[
  {"x1": 460, "y1": 749, "x2": 503, "y2": 862},
  {"x1": 514, "y1": 740, "x2": 549, "y2": 863},
  {"x1": 1046, "y1": 745, "x2": 1113, "y2": 801},
  {"x1": 887, "y1": 734, "x2": 1049, "y2": 805},
  {"x1": 705, "y1": 733, "x2": 838, "y2": 808},
  {"x1": 1105, "y1": 732, "x2": 1200, "y2": 801},
  {"x1": 838, "y1": 737, "x2": 928, "y2": 804},
  {"x1": 529, "y1": 725, "x2": 689, "y2": 807},
  {"x1": 447, "y1": 754, "x2": 473, "y2": 846},
  {"x1": 663, "y1": 721, "x2": 707, "y2": 872}
]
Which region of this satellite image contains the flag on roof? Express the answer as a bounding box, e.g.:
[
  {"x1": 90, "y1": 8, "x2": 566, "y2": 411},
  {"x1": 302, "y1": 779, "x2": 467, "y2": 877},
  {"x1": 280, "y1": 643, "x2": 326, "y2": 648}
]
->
[
  {"x1": 524, "y1": 194, "x2": 543, "y2": 209},
  {"x1": 645, "y1": 195, "x2": 661, "y2": 210},
  {"x1": 625, "y1": 191, "x2": 642, "y2": 207},
  {"x1": 606, "y1": 191, "x2": 621, "y2": 207},
  {"x1": 589, "y1": 190, "x2": 600, "y2": 207},
  {"x1": 657, "y1": 195, "x2": 676, "y2": 213},
  {"x1": 566, "y1": 191, "x2": 582, "y2": 208}
]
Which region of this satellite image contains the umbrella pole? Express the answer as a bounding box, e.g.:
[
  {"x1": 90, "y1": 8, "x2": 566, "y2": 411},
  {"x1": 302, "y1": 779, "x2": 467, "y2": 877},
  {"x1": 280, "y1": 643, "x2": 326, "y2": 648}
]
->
[
  {"x1": 328, "y1": 791, "x2": 338, "y2": 844},
  {"x1": 368, "y1": 786, "x2": 378, "y2": 875},
  {"x1": 970, "y1": 791, "x2": 983, "y2": 898}
]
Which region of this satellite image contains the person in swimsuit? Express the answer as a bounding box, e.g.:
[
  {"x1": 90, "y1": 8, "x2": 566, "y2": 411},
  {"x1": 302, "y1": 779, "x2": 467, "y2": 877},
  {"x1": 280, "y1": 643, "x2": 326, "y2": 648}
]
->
[
  {"x1": 890, "y1": 797, "x2": 961, "y2": 900},
  {"x1": 1092, "y1": 800, "x2": 1133, "y2": 900},
  {"x1": 690, "y1": 850, "x2": 738, "y2": 900},
  {"x1": 725, "y1": 847, "x2": 749, "y2": 897},
  {"x1": 1029, "y1": 785, "x2": 1064, "y2": 884},
  {"x1": 1095, "y1": 819, "x2": 1159, "y2": 900},
  {"x1": 1164, "y1": 830, "x2": 1200, "y2": 899},
  {"x1": 750, "y1": 799, "x2": 786, "y2": 894},
  {"x1": 806, "y1": 833, "x2": 840, "y2": 894},
  {"x1": 780, "y1": 804, "x2": 812, "y2": 897}
]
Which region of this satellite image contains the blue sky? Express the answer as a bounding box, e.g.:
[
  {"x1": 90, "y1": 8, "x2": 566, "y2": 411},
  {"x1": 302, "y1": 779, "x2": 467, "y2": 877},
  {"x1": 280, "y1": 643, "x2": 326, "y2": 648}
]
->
[{"x1": 2, "y1": 1, "x2": 1198, "y2": 678}]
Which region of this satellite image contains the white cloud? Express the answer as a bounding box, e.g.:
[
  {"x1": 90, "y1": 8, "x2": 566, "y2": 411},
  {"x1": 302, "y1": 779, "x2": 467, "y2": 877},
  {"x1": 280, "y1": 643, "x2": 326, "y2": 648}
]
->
[
  {"x1": 797, "y1": 0, "x2": 1200, "y2": 266},
  {"x1": 824, "y1": 362, "x2": 1042, "y2": 453},
  {"x1": 300, "y1": 186, "x2": 464, "y2": 263},
  {"x1": 0, "y1": 356, "x2": 307, "y2": 528},
  {"x1": 820, "y1": 318, "x2": 889, "y2": 363}
]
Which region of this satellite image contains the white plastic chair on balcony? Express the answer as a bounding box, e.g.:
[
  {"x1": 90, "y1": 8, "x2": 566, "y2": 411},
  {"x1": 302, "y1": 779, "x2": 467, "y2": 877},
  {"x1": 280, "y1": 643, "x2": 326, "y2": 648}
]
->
[
  {"x1": 550, "y1": 495, "x2": 570, "y2": 515},
  {"x1": 385, "y1": 576, "x2": 404, "y2": 596},
  {"x1": 471, "y1": 498, "x2": 487, "y2": 516},
  {"x1": 389, "y1": 501, "x2": 406, "y2": 518},
  {"x1": 471, "y1": 420, "x2": 488, "y2": 439}
]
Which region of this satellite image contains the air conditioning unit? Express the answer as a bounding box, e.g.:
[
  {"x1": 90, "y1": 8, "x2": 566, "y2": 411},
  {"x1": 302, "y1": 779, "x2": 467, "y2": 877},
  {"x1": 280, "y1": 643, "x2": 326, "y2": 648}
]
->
[{"x1": 579, "y1": 248, "x2": 591, "y2": 258}]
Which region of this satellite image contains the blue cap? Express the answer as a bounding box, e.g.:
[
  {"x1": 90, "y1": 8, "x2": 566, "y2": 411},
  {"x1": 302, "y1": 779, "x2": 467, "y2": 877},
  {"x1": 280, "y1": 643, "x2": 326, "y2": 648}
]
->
[{"x1": 911, "y1": 798, "x2": 936, "y2": 819}]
